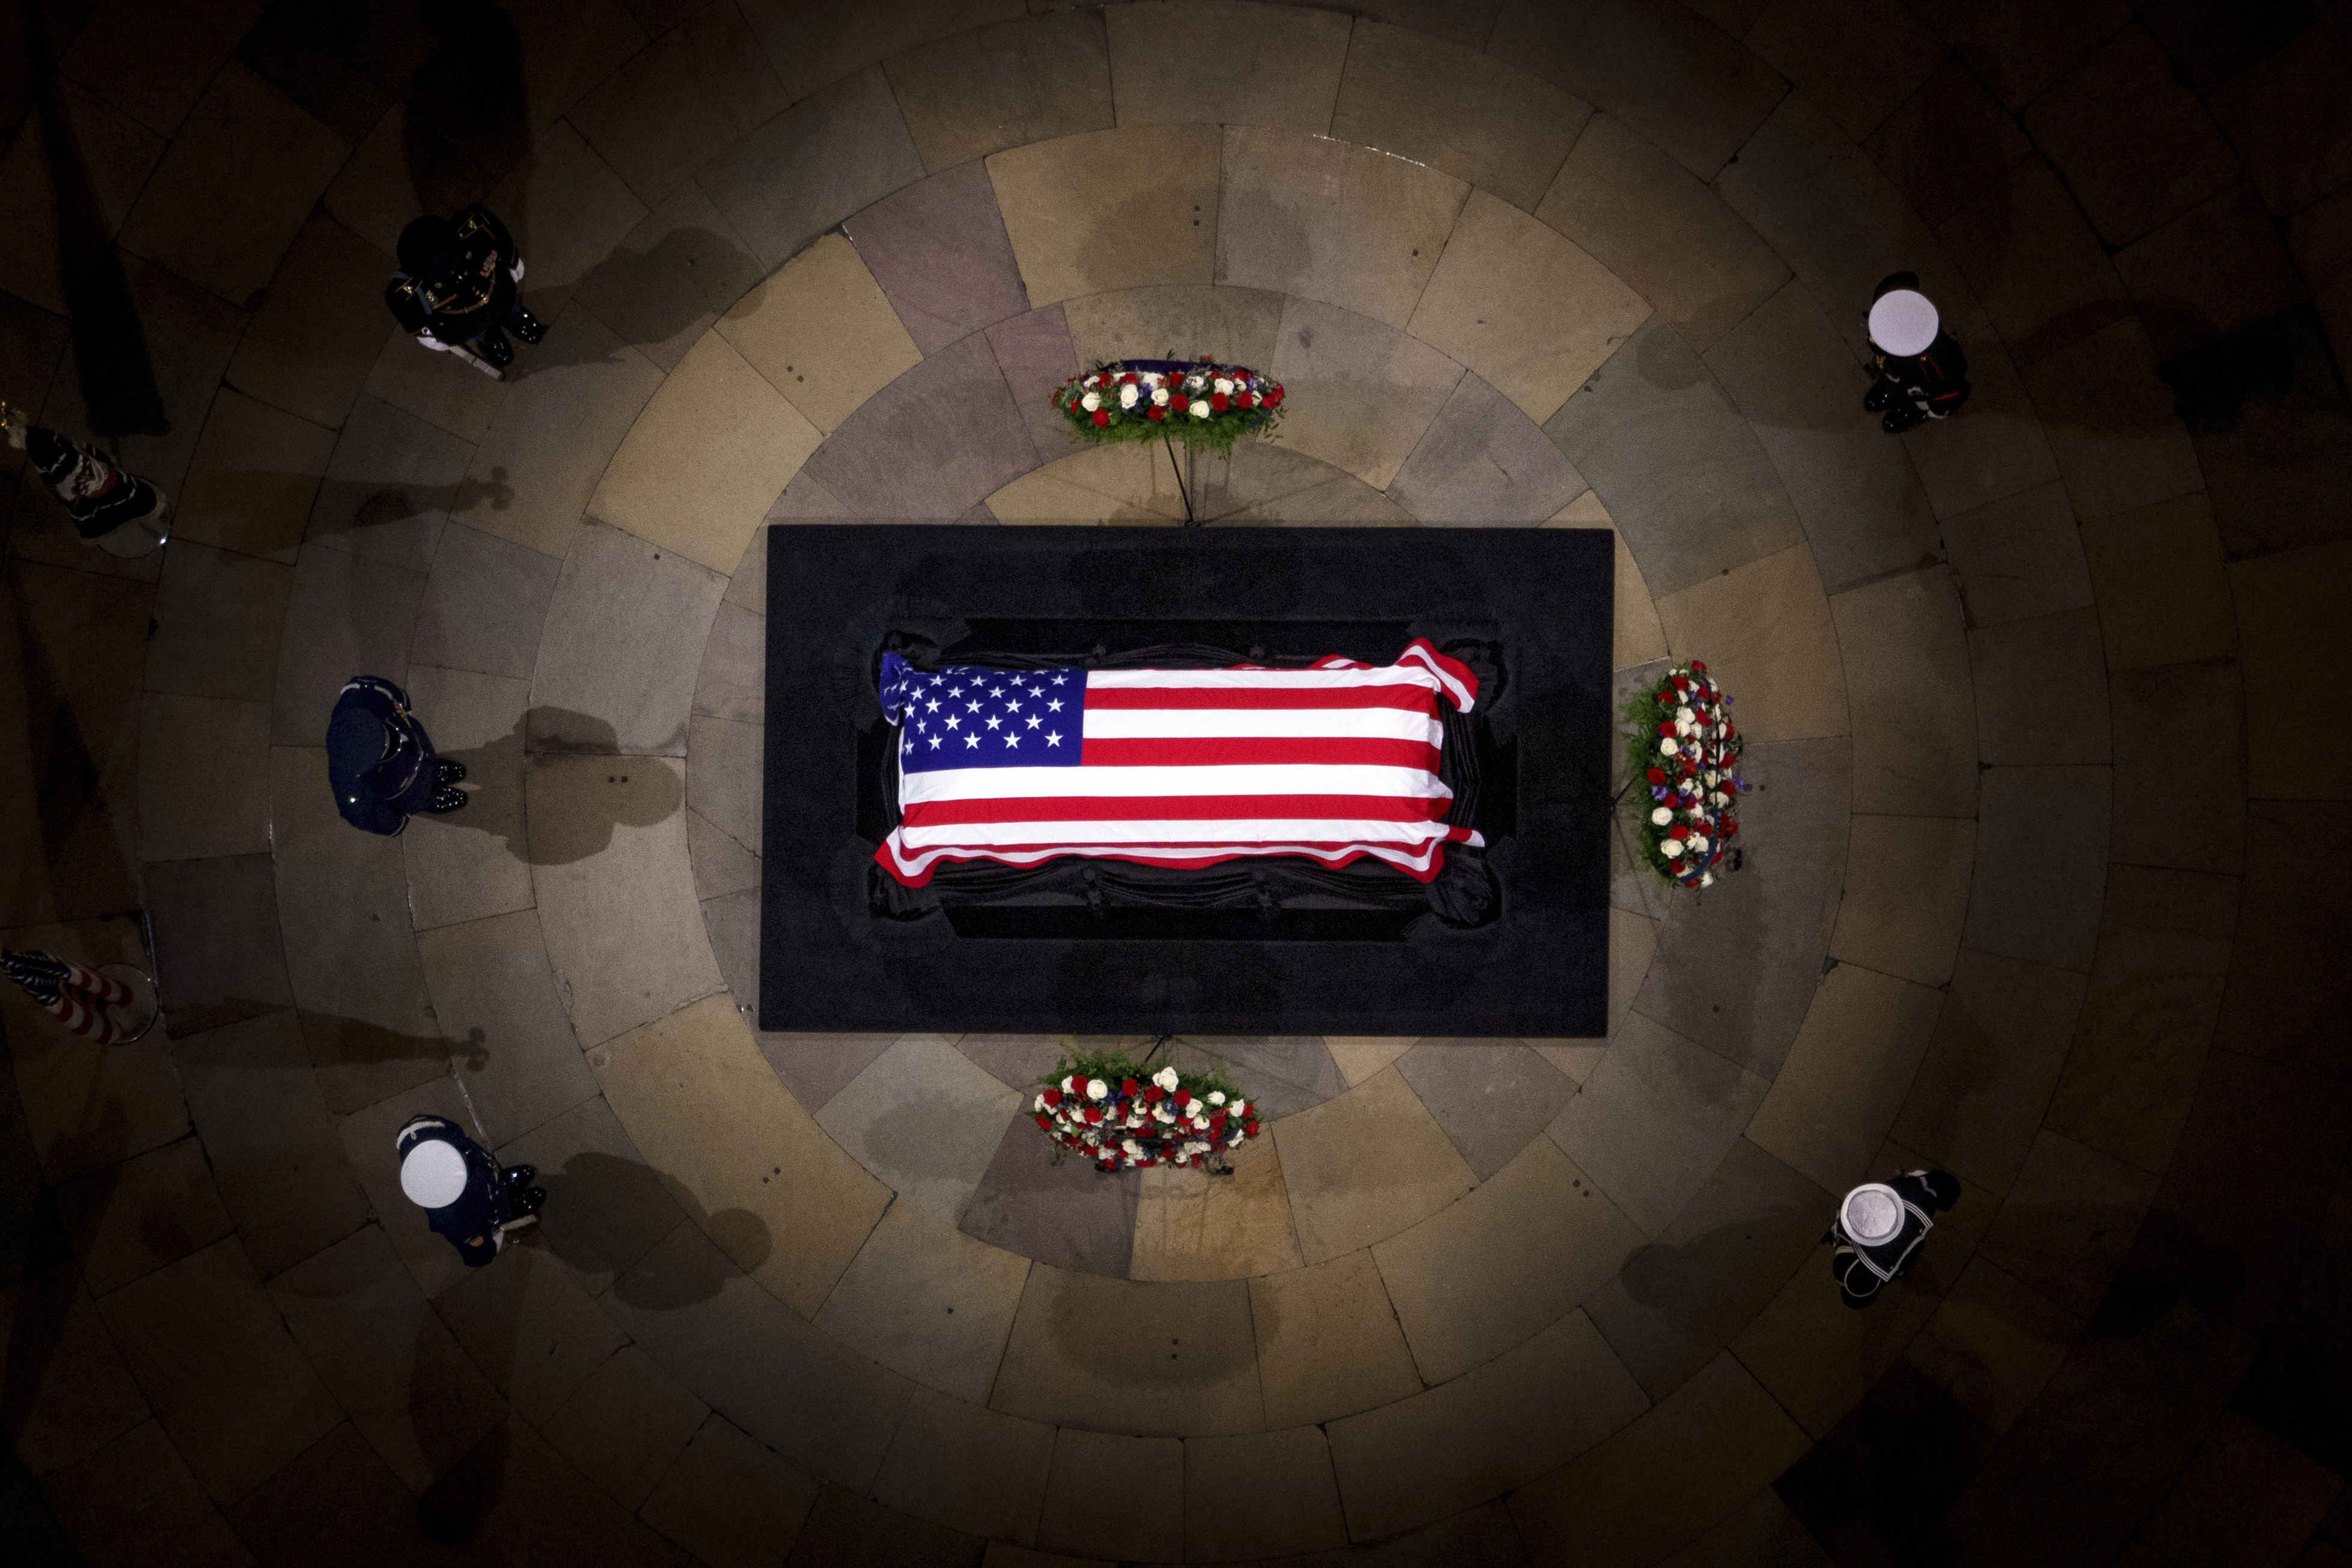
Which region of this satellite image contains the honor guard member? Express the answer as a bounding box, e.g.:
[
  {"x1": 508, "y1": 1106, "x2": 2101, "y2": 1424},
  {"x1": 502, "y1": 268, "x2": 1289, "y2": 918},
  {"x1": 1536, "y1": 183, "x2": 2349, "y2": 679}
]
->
[
  {"x1": 1865, "y1": 272, "x2": 1972, "y2": 435},
  {"x1": 385, "y1": 204, "x2": 546, "y2": 373},
  {"x1": 1827, "y1": 1168, "x2": 1959, "y2": 1309},
  {"x1": 1, "y1": 400, "x2": 170, "y2": 557},
  {"x1": 395, "y1": 1114, "x2": 545, "y2": 1269},
  {"x1": 328, "y1": 675, "x2": 468, "y2": 834}
]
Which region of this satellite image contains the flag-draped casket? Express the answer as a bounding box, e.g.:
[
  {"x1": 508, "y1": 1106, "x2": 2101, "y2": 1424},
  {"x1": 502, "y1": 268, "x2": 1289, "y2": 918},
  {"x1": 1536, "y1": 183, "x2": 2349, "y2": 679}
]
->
[{"x1": 875, "y1": 639, "x2": 1483, "y2": 886}]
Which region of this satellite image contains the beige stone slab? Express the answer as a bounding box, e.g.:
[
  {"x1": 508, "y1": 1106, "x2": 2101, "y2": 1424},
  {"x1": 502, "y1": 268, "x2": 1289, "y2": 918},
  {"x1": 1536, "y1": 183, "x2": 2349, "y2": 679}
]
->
[
  {"x1": 529, "y1": 522, "x2": 727, "y2": 755},
  {"x1": 137, "y1": 694, "x2": 272, "y2": 862},
  {"x1": 332, "y1": 1076, "x2": 477, "y2": 1299},
  {"x1": 1407, "y1": 191, "x2": 1651, "y2": 424},
  {"x1": 1036, "y1": 1427, "x2": 1182, "y2": 1562},
  {"x1": 986, "y1": 445, "x2": 1182, "y2": 525},
  {"x1": 1745, "y1": 0, "x2": 1944, "y2": 142},
  {"x1": 813, "y1": 1199, "x2": 1029, "y2": 1405},
  {"x1": 1373, "y1": 1135, "x2": 1644, "y2": 1386},
  {"x1": 569, "y1": 182, "x2": 767, "y2": 378},
  {"x1": 0, "y1": 79, "x2": 165, "y2": 317},
  {"x1": 590, "y1": 331, "x2": 820, "y2": 575},
  {"x1": 1510, "y1": 1351, "x2": 1811, "y2": 1568},
  {"x1": 991, "y1": 1263, "x2": 1263, "y2": 1436},
  {"x1": 1106, "y1": 1, "x2": 1348, "y2": 133},
  {"x1": 362, "y1": 323, "x2": 512, "y2": 447},
  {"x1": 2018, "y1": 315, "x2": 2204, "y2": 523},
  {"x1": 96, "y1": 1237, "x2": 341, "y2": 1505},
  {"x1": 2142, "y1": 1411, "x2": 2347, "y2": 1568},
  {"x1": 398, "y1": 665, "x2": 535, "y2": 932},
  {"x1": 1265, "y1": 293, "x2": 1464, "y2": 490},
  {"x1": 1184, "y1": 1426, "x2": 1349, "y2": 1561},
  {"x1": 456, "y1": 308, "x2": 665, "y2": 560},
  {"x1": 1061, "y1": 282, "x2": 1285, "y2": 375},
  {"x1": 1535, "y1": 115, "x2": 1788, "y2": 354},
  {"x1": 1656, "y1": 544, "x2": 1848, "y2": 745},
  {"x1": 40, "y1": 1420, "x2": 252, "y2": 1568},
  {"x1": 816, "y1": 1033, "x2": 1021, "y2": 1224},
  {"x1": 1327, "y1": 1309, "x2": 1648, "y2": 1543},
  {"x1": 637, "y1": 1413, "x2": 817, "y2": 1566},
  {"x1": 716, "y1": 234, "x2": 923, "y2": 435},
  {"x1": 1323, "y1": 1038, "x2": 1414, "y2": 1088},
  {"x1": 2110, "y1": 660, "x2": 2246, "y2": 877},
  {"x1": 1129, "y1": 1135, "x2": 1304, "y2": 1282},
  {"x1": 542, "y1": 1344, "x2": 707, "y2": 1513},
  {"x1": 568, "y1": 0, "x2": 788, "y2": 206},
  {"x1": 1898, "y1": 337, "x2": 2061, "y2": 523},
  {"x1": 1892, "y1": 948, "x2": 2086, "y2": 1197},
  {"x1": 1968, "y1": 607, "x2": 2112, "y2": 766},
  {"x1": 1598, "y1": 529, "x2": 1670, "y2": 671},
  {"x1": 322, "y1": 103, "x2": 492, "y2": 259},
  {"x1": 1940, "y1": 479, "x2": 2095, "y2": 629},
  {"x1": 172, "y1": 386, "x2": 338, "y2": 563},
  {"x1": 1728, "y1": 1235, "x2": 1941, "y2": 1439},
  {"x1": 884, "y1": 9, "x2": 1114, "y2": 174},
  {"x1": 2079, "y1": 492, "x2": 2236, "y2": 671},
  {"x1": 1937, "y1": 154, "x2": 2132, "y2": 370},
  {"x1": 1827, "y1": 816, "x2": 1978, "y2": 988},
  {"x1": 1828, "y1": 567, "x2": 1978, "y2": 819},
  {"x1": 1905, "y1": 1257, "x2": 2081, "y2": 1436},
  {"x1": 592, "y1": 993, "x2": 890, "y2": 1316},
  {"x1": 987, "y1": 126, "x2": 1223, "y2": 307},
  {"x1": 117, "y1": 60, "x2": 350, "y2": 308},
  {"x1": 872, "y1": 1388, "x2": 1056, "y2": 1548},
  {"x1": 223, "y1": 215, "x2": 392, "y2": 432},
  {"x1": 736, "y1": 0, "x2": 1026, "y2": 100},
  {"x1": 2232, "y1": 540, "x2": 2352, "y2": 795},
  {"x1": 436, "y1": 1244, "x2": 628, "y2": 1426},
  {"x1": 1747, "y1": 964, "x2": 1944, "y2": 1195},
  {"x1": 54, "y1": 1135, "x2": 233, "y2": 1296},
  {"x1": 483, "y1": 120, "x2": 650, "y2": 322},
  {"x1": 1331, "y1": 21, "x2": 1590, "y2": 213},
  {"x1": 1863, "y1": 58, "x2": 2035, "y2": 228},
  {"x1": 416, "y1": 908, "x2": 600, "y2": 1147},
  {"x1": 0, "y1": 1263, "x2": 152, "y2": 1476},
  {"x1": 1272, "y1": 1066, "x2": 1476, "y2": 1266},
  {"x1": 1249, "y1": 1249, "x2": 1426, "y2": 1430},
  {"x1": 1216, "y1": 127, "x2": 1469, "y2": 331},
  {"x1": 265, "y1": 1224, "x2": 509, "y2": 1493}
]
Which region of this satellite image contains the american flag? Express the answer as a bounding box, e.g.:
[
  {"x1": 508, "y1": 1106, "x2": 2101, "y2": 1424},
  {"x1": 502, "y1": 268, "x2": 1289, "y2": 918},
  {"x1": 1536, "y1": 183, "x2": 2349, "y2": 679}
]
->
[{"x1": 875, "y1": 639, "x2": 1482, "y2": 886}]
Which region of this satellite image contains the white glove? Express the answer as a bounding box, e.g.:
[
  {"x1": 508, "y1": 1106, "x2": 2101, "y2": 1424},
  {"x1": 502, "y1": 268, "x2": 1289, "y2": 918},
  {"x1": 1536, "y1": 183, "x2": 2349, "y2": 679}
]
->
[
  {"x1": 415, "y1": 332, "x2": 452, "y2": 353},
  {"x1": 508, "y1": 255, "x2": 525, "y2": 283}
]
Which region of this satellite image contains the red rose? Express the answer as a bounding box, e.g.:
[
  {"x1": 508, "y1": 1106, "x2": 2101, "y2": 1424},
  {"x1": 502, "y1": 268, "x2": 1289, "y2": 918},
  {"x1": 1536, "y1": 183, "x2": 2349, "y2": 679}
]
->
[
  {"x1": 1171, "y1": 394, "x2": 1190, "y2": 412},
  {"x1": 1041, "y1": 1088, "x2": 1061, "y2": 1107},
  {"x1": 1090, "y1": 409, "x2": 1109, "y2": 427},
  {"x1": 1121, "y1": 1078, "x2": 1138, "y2": 1095},
  {"x1": 1209, "y1": 393, "x2": 1228, "y2": 412},
  {"x1": 1121, "y1": 371, "x2": 1139, "y2": 384},
  {"x1": 1657, "y1": 688, "x2": 1674, "y2": 703},
  {"x1": 1268, "y1": 389, "x2": 1283, "y2": 406},
  {"x1": 1646, "y1": 767, "x2": 1666, "y2": 784},
  {"x1": 1725, "y1": 820, "x2": 1738, "y2": 835},
  {"x1": 1657, "y1": 721, "x2": 1674, "y2": 736},
  {"x1": 1174, "y1": 1090, "x2": 1191, "y2": 1107},
  {"x1": 1148, "y1": 407, "x2": 1165, "y2": 421},
  {"x1": 1146, "y1": 1084, "x2": 1165, "y2": 1102},
  {"x1": 1244, "y1": 1120, "x2": 1259, "y2": 1136},
  {"x1": 1673, "y1": 677, "x2": 1690, "y2": 691},
  {"x1": 1668, "y1": 825, "x2": 1687, "y2": 840},
  {"x1": 1034, "y1": 1112, "x2": 1051, "y2": 1128},
  {"x1": 1690, "y1": 660, "x2": 1706, "y2": 673},
  {"x1": 1239, "y1": 392, "x2": 1256, "y2": 408}
]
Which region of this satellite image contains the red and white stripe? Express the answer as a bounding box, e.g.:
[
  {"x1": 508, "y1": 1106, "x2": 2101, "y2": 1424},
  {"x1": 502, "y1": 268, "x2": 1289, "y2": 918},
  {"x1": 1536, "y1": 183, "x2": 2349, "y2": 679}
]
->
[{"x1": 879, "y1": 641, "x2": 1480, "y2": 885}]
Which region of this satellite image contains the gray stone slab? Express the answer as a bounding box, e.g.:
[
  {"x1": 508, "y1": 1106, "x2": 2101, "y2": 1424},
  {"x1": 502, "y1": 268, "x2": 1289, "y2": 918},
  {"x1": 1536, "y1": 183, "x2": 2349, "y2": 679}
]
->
[
  {"x1": 267, "y1": 544, "x2": 427, "y2": 747},
  {"x1": 411, "y1": 521, "x2": 561, "y2": 681},
  {"x1": 1106, "y1": 0, "x2": 1349, "y2": 133},
  {"x1": 1394, "y1": 1040, "x2": 1577, "y2": 1182},
  {"x1": 1485, "y1": 0, "x2": 1788, "y2": 179},
  {"x1": 567, "y1": 0, "x2": 788, "y2": 205},
  {"x1": 987, "y1": 305, "x2": 1086, "y2": 471},
  {"x1": 144, "y1": 852, "x2": 296, "y2": 1040},
  {"x1": 695, "y1": 66, "x2": 928, "y2": 272},
  {"x1": 1331, "y1": 20, "x2": 1590, "y2": 211},
  {"x1": 1548, "y1": 1013, "x2": 1773, "y2": 1239},
  {"x1": 529, "y1": 522, "x2": 726, "y2": 756},
  {"x1": 881, "y1": 8, "x2": 1114, "y2": 174},
  {"x1": 1967, "y1": 607, "x2": 2111, "y2": 766},
  {"x1": 305, "y1": 394, "x2": 474, "y2": 575},
  {"x1": 570, "y1": 180, "x2": 766, "y2": 376},
  {"x1": 1265, "y1": 292, "x2": 1465, "y2": 493},
  {"x1": 802, "y1": 329, "x2": 1042, "y2": 516},
  {"x1": 417, "y1": 1417, "x2": 689, "y2": 1568},
  {"x1": 2116, "y1": 184, "x2": 2309, "y2": 363},
  {"x1": 2161, "y1": 306, "x2": 2352, "y2": 558},
  {"x1": 266, "y1": 1225, "x2": 509, "y2": 1493},
  {"x1": 1744, "y1": 0, "x2": 1944, "y2": 144},
  {"x1": 399, "y1": 665, "x2": 536, "y2": 932},
  {"x1": 222, "y1": 213, "x2": 393, "y2": 433},
  {"x1": 434, "y1": 1245, "x2": 628, "y2": 1426},
  {"x1": 2214, "y1": 804, "x2": 2347, "y2": 1084},
  {"x1": 816, "y1": 1034, "x2": 1021, "y2": 1225},
  {"x1": 1940, "y1": 0, "x2": 2131, "y2": 113},
  {"x1": 1828, "y1": 567, "x2": 1978, "y2": 819},
  {"x1": 603, "y1": 1221, "x2": 915, "y2": 1493},
  {"x1": 38, "y1": 1421, "x2": 252, "y2": 1568},
  {"x1": 542, "y1": 1346, "x2": 709, "y2": 1513},
  {"x1": 1937, "y1": 156, "x2": 2131, "y2": 372},
  {"x1": 692, "y1": 600, "x2": 765, "y2": 725},
  {"x1": 1631, "y1": 737, "x2": 1853, "y2": 1076},
  {"x1": 1584, "y1": 1136, "x2": 1830, "y2": 1400},
  {"x1": 1963, "y1": 766, "x2": 2112, "y2": 974},
  {"x1": 686, "y1": 714, "x2": 763, "y2": 860},
  {"x1": 417, "y1": 909, "x2": 598, "y2": 1149},
  {"x1": 778, "y1": 1480, "x2": 979, "y2": 1567},
  {"x1": 135, "y1": 694, "x2": 272, "y2": 863},
  {"x1": 1168, "y1": 1037, "x2": 1349, "y2": 1123},
  {"x1": 52, "y1": 1135, "x2": 231, "y2": 1296},
  {"x1": 1388, "y1": 371, "x2": 1589, "y2": 525},
  {"x1": 1547, "y1": 319, "x2": 1806, "y2": 597},
  {"x1": 498, "y1": 1093, "x2": 691, "y2": 1301},
  {"x1": 753, "y1": 1029, "x2": 900, "y2": 1119},
  {"x1": 688, "y1": 809, "x2": 761, "y2": 900},
  {"x1": 171, "y1": 1010, "x2": 368, "y2": 1281},
  {"x1": 846, "y1": 160, "x2": 1033, "y2": 357},
  {"x1": 1863, "y1": 59, "x2": 2036, "y2": 229},
  {"x1": 144, "y1": 541, "x2": 293, "y2": 703},
  {"x1": 960, "y1": 1104, "x2": 1141, "y2": 1278},
  {"x1": 1704, "y1": 282, "x2": 1943, "y2": 596},
  {"x1": 2020, "y1": 25, "x2": 2243, "y2": 251},
  {"x1": 2108, "y1": 660, "x2": 2246, "y2": 878},
  {"x1": 269, "y1": 748, "x2": 450, "y2": 1112},
  {"x1": 224, "y1": 1421, "x2": 479, "y2": 1568}
]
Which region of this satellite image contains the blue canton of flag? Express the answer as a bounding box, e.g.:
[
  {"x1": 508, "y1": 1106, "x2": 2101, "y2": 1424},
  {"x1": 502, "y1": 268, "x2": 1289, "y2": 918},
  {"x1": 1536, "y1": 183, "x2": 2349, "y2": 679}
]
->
[{"x1": 878, "y1": 651, "x2": 1087, "y2": 773}]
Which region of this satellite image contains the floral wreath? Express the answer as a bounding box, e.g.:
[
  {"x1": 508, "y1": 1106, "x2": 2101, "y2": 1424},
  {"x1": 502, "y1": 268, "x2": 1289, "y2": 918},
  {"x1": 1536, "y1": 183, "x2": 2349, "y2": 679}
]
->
[
  {"x1": 1033, "y1": 1048, "x2": 1260, "y2": 1171},
  {"x1": 1625, "y1": 660, "x2": 1747, "y2": 888},
  {"x1": 1051, "y1": 356, "x2": 1286, "y2": 456}
]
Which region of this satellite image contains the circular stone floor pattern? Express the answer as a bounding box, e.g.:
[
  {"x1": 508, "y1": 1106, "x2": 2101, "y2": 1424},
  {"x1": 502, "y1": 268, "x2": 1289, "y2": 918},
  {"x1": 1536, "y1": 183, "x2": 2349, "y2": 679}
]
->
[{"x1": 2, "y1": 2, "x2": 2346, "y2": 1566}]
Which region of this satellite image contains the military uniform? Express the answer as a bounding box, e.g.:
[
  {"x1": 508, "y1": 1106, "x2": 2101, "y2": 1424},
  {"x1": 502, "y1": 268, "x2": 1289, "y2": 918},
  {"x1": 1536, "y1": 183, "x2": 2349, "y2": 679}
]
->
[
  {"x1": 327, "y1": 675, "x2": 467, "y2": 834},
  {"x1": 385, "y1": 204, "x2": 545, "y2": 371},
  {"x1": 1828, "y1": 1168, "x2": 1959, "y2": 1309},
  {"x1": 396, "y1": 1114, "x2": 543, "y2": 1269},
  {"x1": 1865, "y1": 272, "x2": 1972, "y2": 434},
  {"x1": 3, "y1": 414, "x2": 168, "y2": 557}
]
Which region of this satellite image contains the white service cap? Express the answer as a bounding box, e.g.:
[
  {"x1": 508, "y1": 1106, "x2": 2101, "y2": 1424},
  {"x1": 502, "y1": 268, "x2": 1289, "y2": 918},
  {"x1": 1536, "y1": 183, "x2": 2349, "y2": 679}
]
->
[
  {"x1": 1868, "y1": 290, "x2": 1940, "y2": 356},
  {"x1": 400, "y1": 1139, "x2": 469, "y2": 1209},
  {"x1": 1840, "y1": 1182, "x2": 1904, "y2": 1246}
]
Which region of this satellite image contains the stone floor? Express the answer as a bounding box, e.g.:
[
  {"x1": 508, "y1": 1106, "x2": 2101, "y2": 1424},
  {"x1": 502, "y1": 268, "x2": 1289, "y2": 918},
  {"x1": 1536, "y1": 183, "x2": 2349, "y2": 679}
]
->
[{"x1": 3, "y1": 1, "x2": 2350, "y2": 1565}]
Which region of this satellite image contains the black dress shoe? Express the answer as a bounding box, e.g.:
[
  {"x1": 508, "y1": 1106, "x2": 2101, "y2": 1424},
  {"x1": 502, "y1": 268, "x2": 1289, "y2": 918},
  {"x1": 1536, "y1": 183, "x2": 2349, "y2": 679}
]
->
[
  {"x1": 509, "y1": 307, "x2": 546, "y2": 345},
  {"x1": 502, "y1": 1164, "x2": 535, "y2": 1186},
  {"x1": 513, "y1": 1186, "x2": 547, "y2": 1216},
  {"x1": 436, "y1": 758, "x2": 467, "y2": 784},
  {"x1": 1863, "y1": 383, "x2": 1894, "y2": 412},
  {"x1": 475, "y1": 326, "x2": 514, "y2": 367},
  {"x1": 424, "y1": 786, "x2": 469, "y2": 814},
  {"x1": 1882, "y1": 404, "x2": 1927, "y2": 434}
]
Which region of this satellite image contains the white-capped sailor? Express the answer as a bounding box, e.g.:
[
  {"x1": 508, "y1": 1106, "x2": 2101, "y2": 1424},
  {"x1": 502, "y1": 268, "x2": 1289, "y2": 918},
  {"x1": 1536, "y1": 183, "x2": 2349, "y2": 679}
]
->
[
  {"x1": 1827, "y1": 1168, "x2": 1959, "y2": 1309},
  {"x1": 1864, "y1": 272, "x2": 1972, "y2": 434},
  {"x1": 396, "y1": 1113, "x2": 543, "y2": 1268}
]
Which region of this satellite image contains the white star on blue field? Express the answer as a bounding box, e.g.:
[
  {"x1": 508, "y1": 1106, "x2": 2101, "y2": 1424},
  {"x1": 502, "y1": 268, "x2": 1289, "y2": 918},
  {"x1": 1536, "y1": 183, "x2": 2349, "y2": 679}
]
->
[{"x1": 882, "y1": 661, "x2": 1084, "y2": 773}]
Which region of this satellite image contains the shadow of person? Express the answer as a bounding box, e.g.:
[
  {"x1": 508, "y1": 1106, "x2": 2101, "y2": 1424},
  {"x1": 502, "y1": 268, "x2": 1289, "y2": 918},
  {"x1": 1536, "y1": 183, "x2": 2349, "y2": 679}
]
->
[
  {"x1": 565, "y1": 225, "x2": 763, "y2": 368},
  {"x1": 523, "y1": 1149, "x2": 771, "y2": 1314},
  {"x1": 405, "y1": 0, "x2": 531, "y2": 186},
  {"x1": 518, "y1": 709, "x2": 684, "y2": 867}
]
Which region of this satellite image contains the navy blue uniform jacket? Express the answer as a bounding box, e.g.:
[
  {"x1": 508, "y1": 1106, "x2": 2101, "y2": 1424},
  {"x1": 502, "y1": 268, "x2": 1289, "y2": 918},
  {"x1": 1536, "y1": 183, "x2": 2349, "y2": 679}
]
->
[
  {"x1": 396, "y1": 1114, "x2": 510, "y2": 1269},
  {"x1": 328, "y1": 676, "x2": 439, "y2": 835}
]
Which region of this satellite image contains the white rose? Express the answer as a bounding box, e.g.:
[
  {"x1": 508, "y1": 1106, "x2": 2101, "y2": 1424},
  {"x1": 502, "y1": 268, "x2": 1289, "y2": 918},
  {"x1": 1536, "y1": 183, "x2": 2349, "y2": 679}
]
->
[
  {"x1": 1119, "y1": 383, "x2": 1138, "y2": 409},
  {"x1": 1153, "y1": 1067, "x2": 1179, "y2": 1091},
  {"x1": 1033, "y1": 1094, "x2": 1046, "y2": 1111},
  {"x1": 1690, "y1": 834, "x2": 1709, "y2": 853},
  {"x1": 1152, "y1": 386, "x2": 1170, "y2": 406},
  {"x1": 1231, "y1": 1100, "x2": 1248, "y2": 1117},
  {"x1": 1086, "y1": 1078, "x2": 1108, "y2": 1100},
  {"x1": 1209, "y1": 1091, "x2": 1226, "y2": 1106},
  {"x1": 1705, "y1": 770, "x2": 1719, "y2": 786},
  {"x1": 1061, "y1": 1076, "x2": 1077, "y2": 1094},
  {"x1": 1213, "y1": 377, "x2": 1233, "y2": 395},
  {"x1": 1676, "y1": 706, "x2": 1694, "y2": 723},
  {"x1": 1660, "y1": 739, "x2": 1679, "y2": 756},
  {"x1": 1650, "y1": 807, "x2": 1672, "y2": 826},
  {"x1": 1190, "y1": 401, "x2": 1209, "y2": 419},
  {"x1": 1122, "y1": 1138, "x2": 1140, "y2": 1153},
  {"x1": 1663, "y1": 839, "x2": 1685, "y2": 857},
  {"x1": 1080, "y1": 390, "x2": 1101, "y2": 412},
  {"x1": 1156, "y1": 1107, "x2": 1174, "y2": 1123},
  {"x1": 1700, "y1": 873, "x2": 1715, "y2": 886}
]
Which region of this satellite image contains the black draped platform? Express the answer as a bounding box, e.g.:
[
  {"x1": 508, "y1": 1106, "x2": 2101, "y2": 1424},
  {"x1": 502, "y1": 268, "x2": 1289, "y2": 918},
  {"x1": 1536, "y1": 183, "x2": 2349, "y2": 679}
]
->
[{"x1": 760, "y1": 525, "x2": 1611, "y2": 1036}]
